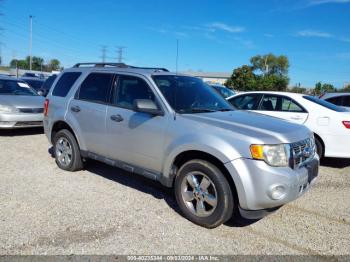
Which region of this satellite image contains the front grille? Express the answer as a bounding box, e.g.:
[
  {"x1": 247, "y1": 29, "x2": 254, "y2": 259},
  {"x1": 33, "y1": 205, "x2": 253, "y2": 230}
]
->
[
  {"x1": 14, "y1": 121, "x2": 43, "y2": 127},
  {"x1": 291, "y1": 138, "x2": 314, "y2": 168},
  {"x1": 18, "y1": 108, "x2": 44, "y2": 114}
]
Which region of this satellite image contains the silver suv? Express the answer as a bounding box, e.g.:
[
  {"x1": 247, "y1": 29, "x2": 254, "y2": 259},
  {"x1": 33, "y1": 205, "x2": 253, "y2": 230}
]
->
[{"x1": 44, "y1": 63, "x2": 319, "y2": 228}]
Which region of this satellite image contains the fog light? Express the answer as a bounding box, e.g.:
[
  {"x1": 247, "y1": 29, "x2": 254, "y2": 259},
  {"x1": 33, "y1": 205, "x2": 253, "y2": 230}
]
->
[
  {"x1": 269, "y1": 185, "x2": 286, "y2": 200},
  {"x1": 0, "y1": 121, "x2": 16, "y2": 127}
]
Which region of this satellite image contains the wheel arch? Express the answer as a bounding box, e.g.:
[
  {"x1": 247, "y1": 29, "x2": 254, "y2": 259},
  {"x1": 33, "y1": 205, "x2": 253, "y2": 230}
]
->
[
  {"x1": 169, "y1": 150, "x2": 239, "y2": 202},
  {"x1": 51, "y1": 121, "x2": 80, "y2": 148},
  {"x1": 313, "y1": 132, "x2": 325, "y2": 157}
]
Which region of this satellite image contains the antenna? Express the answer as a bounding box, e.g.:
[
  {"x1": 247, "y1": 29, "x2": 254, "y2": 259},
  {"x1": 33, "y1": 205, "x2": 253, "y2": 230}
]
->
[{"x1": 176, "y1": 39, "x2": 179, "y2": 74}]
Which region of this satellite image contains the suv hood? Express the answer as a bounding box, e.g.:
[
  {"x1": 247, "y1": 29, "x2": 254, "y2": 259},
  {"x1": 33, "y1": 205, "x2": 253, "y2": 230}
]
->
[
  {"x1": 181, "y1": 110, "x2": 311, "y2": 144},
  {"x1": 0, "y1": 95, "x2": 45, "y2": 108}
]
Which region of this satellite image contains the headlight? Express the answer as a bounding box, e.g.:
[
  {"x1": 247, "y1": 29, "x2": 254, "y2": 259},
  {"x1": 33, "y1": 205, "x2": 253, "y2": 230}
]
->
[
  {"x1": 250, "y1": 144, "x2": 290, "y2": 167},
  {"x1": 0, "y1": 105, "x2": 19, "y2": 113}
]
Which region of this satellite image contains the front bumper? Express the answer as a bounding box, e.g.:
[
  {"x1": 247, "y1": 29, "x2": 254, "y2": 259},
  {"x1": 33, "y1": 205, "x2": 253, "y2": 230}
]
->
[
  {"x1": 225, "y1": 155, "x2": 319, "y2": 217},
  {"x1": 0, "y1": 113, "x2": 43, "y2": 129}
]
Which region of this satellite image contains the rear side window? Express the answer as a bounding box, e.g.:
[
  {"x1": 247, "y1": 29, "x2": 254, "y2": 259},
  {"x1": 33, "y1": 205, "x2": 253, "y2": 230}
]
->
[
  {"x1": 52, "y1": 72, "x2": 81, "y2": 97},
  {"x1": 344, "y1": 96, "x2": 350, "y2": 106},
  {"x1": 77, "y1": 73, "x2": 114, "y2": 104},
  {"x1": 326, "y1": 96, "x2": 342, "y2": 106}
]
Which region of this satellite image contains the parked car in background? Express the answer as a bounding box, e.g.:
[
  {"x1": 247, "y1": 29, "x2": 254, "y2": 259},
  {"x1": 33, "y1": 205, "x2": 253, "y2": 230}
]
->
[
  {"x1": 319, "y1": 92, "x2": 350, "y2": 110},
  {"x1": 22, "y1": 72, "x2": 46, "y2": 79},
  {"x1": 21, "y1": 77, "x2": 45, "y2": 95},
  {"x1": 228, "y1": 91, "x2": 350, "y2": 159},
  {"x1": 210, "y1": 84, "x2": 236, "y2": 99},
  {"x1": 38, "y1": 74, "x2": 57, "y2": 96},
  {"x1": 43, "y1": 63, "x2": 318, "y2": 228},
  {"x1": 0, "y1": 76, "x2": 45, "y2": 129}
]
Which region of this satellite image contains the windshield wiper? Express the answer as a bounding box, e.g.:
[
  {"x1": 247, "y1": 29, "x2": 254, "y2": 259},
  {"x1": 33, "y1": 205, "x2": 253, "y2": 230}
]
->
[
  {"x1": 217, "y1": 108, "x2": 234, "y2": 112},
  {"x1": 189, "y1": 108, "x2": 218, "y2": 113}
]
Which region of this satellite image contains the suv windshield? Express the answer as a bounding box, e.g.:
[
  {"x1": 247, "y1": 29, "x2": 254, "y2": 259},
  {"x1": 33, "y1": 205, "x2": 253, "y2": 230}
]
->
[
  {"x1": 303, "y1": 95, "x2": 348, "y2": 112},
  {"x1": 152, "y1": 75, "x2": 233, "y2": 113},
  {"x1": 0, "y1": 80, "x2": 38, "y2": 96}
]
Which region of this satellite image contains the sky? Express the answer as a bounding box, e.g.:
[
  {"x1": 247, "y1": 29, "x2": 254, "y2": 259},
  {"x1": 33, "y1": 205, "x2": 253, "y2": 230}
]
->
[{"x1": 0, "y1": 0, "x2": 349, "y2": 88}]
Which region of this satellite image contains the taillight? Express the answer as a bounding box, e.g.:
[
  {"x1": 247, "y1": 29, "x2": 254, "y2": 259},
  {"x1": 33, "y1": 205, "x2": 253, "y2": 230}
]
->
[
  {"x1": 44, "y1": 99, "x2": 49, "y2": 117},
  {"x1": 342, "y1": 121, "x2": 350, "y2": 129}
]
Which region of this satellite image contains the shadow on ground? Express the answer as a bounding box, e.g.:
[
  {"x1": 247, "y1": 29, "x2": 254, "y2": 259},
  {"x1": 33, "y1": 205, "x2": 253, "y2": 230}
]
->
[
  {"x1": 321, "y1": 157, "x2": 350, "y2": 168},
  {"x1": 0, "y1": 127, "x2": 44, "y2": 137},
  {"x1": 70, "y1": 157, "x2": 259, "y2": 228}
]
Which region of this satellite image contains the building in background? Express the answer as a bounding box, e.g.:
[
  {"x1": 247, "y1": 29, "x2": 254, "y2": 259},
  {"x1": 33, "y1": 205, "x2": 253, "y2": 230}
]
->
[{"x1": 180, "y1": 71, "x2": 231, "y2": 85}]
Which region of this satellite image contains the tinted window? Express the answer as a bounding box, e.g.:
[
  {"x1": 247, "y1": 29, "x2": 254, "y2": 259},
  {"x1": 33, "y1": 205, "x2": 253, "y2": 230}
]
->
[
  {"x1": 260, "y1": 95, "x2": 277, "y2": 111},
  {"x1": 42, "y1": 75, "x2": 57, "y2": 91},
  {"x1": 114, "y1": 75, "x2": 156, "y2": 110},
  {"x1": 303, "y1": 96, "x2": 348, "y2": 112},
  {"x1": 229, "y1": 94, "x2": 260, "y2": 110},
  {"x1": 326, "y1": 96, "x2": 342, "y2": 106},
  {"x1": 344, "y1": 96, "x2": 350, "y2": 106},
  {"x1": 23, "y1": 79, "x2": 44, "y2": 90},
  {"x1": 78, "y1": 73, "x2": 114, "y2": 103},
  {"x1": 52, "y1": 72, "x2": 81, "y2": 97}
]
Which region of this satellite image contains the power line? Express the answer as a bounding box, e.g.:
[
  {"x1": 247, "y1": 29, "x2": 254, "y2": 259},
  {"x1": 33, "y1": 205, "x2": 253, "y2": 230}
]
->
[{"x1": 116, "y1": 46, "x2": 126, "y2": 63}]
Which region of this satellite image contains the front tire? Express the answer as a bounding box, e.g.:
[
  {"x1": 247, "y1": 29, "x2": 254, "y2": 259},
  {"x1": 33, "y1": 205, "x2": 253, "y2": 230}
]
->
[
  {"x1": 315, "y1": 137, "x2": 324, "y2": 159},
  {"x1": 174, "y1": 160, "x2": 234, "y2": 228},
  {"x1": 53, "y1": 129, "x2": 83, "y2": 171}
]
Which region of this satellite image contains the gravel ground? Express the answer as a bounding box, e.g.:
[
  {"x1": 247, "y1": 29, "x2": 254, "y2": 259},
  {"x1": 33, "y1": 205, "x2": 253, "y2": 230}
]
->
[{"x1": 0, "y1": 128, "x2": 349, "y2": 255}]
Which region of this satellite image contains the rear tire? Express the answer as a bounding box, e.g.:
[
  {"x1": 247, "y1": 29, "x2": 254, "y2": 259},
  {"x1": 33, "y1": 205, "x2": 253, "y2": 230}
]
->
[
  {"x1": 53, "y1": 129, "x2": 83, "y2": 171},
  {"x1": 174, "y1": 159, "x2": 234, "y2": 228}
]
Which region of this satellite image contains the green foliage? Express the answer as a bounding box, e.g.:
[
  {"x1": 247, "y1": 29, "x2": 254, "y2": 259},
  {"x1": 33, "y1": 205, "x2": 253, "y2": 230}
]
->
[
  {"x1": 312, "y1": 82, "x2": 336, "y2": 95},
  {"x1": 225, "y1": 53, "x2": 290, "y2": 91},
  {"x1": 9, "y1": 56, "x2": 61, "y2": 72},
  {"x1": 288, "y1": 85, "x2": 307, "y2": 94},
  {"x1": 224, "y1": 65, "x2": 257, "y2": 91}
]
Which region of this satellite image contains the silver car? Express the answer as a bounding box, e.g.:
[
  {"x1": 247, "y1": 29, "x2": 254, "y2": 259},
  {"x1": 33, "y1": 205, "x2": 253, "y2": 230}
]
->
[
  {"x1": 0, "y1": 76, "x2": 45, "y2": 129},
  {"x1": 44, "y1": 63, "x2": 319, "y2": 228}
]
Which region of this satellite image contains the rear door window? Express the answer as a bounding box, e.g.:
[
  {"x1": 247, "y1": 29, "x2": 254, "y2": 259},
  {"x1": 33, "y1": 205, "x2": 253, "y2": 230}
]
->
[
  {"x1": 52, "y1": 72, "x2": 81, "y2": 97},
  {"x1": 77, "y1": 73, "x2": 114, "y2": 104}
]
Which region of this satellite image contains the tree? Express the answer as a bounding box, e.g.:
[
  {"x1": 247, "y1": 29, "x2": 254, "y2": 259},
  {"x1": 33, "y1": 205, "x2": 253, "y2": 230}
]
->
[
  {"x1": 250, "y1": 53, "x2": 289, "y2": 76},
  {"x1": 288, "y1": 85, "x2": 307, "y2": 94},
  {"x1": 49, "y1": 59, "x2": 60, "y2": 71},
  {"x1": 312, "y1": 82, "x2": 336, "y2": 95},
  {"x1": 225, "y1": 53, "x2": 290, "y2": 91},
  {"x1": 9, "y1": 56, "x2": 61, "y2": 72},
  {"x1": 225, "y1": 65, "x2": 257, "y2": 91}
]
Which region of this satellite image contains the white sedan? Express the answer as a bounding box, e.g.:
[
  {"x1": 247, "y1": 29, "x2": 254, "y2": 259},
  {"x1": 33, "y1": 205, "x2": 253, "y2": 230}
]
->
[{"x1": 228, "y1": 91, "x2": 350, "y2": 159}]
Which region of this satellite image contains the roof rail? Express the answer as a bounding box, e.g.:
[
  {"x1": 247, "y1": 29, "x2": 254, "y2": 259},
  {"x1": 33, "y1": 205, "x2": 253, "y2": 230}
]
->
[
  {"x1": 72, "y1": 63, "x2": 169, "y2": 72},
  {"x1": 73, "y1": 62, "x2": 129, "y2": 68},
  {"x1": 130, "y1": 66, "x2": 169, "y2": 72}
]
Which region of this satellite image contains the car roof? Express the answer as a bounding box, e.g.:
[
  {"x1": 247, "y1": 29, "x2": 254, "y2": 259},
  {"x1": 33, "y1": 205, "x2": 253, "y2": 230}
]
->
[
  {"x1": 232, "y1": 91, "x2": 307, "y2": 98},
  {"x1": 0, "y1": 75, "x2": 20, "y2": 81},
  {"x1": 321, "y1": 92, "x2": 350, "y2": 99}
]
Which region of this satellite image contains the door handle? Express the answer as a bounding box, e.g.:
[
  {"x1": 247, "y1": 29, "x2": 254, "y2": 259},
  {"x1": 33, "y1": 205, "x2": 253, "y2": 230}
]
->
[
  {"x1": 71, "y1": 106, "x2": 81, "y2": 113},
  {"x1": 110, "y1": 114, "x2": 124, "y2": 122},
  {"x1": 291, "y1": 116, "x2": 302, "y2": 120}
]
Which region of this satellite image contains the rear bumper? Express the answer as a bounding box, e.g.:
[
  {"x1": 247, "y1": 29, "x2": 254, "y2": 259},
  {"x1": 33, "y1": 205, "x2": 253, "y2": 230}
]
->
[
  {"x1": 225, "y1": 156, "x2": 319, "y2": 216},
  {"x1": 0, "y1": 113, "x2": 43, "y2": 129}
]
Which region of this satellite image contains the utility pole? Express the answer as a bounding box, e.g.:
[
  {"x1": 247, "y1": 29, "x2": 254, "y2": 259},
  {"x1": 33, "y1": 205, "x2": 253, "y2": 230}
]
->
[
  {"x1": 29, "y1": 15, "x2": 33, "y2": 71},
  {"x1": 116, "y1": 46, "x2": 126, "y2": 63},
  {"x1": 100, "y1": 45, "x2": 107, "y2": 63}
]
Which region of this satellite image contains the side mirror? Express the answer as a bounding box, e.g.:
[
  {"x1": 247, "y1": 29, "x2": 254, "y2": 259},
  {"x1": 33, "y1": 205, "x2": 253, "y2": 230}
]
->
[{"x1": 133, "y1": 99, "x2": 164, "y2": 116}]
